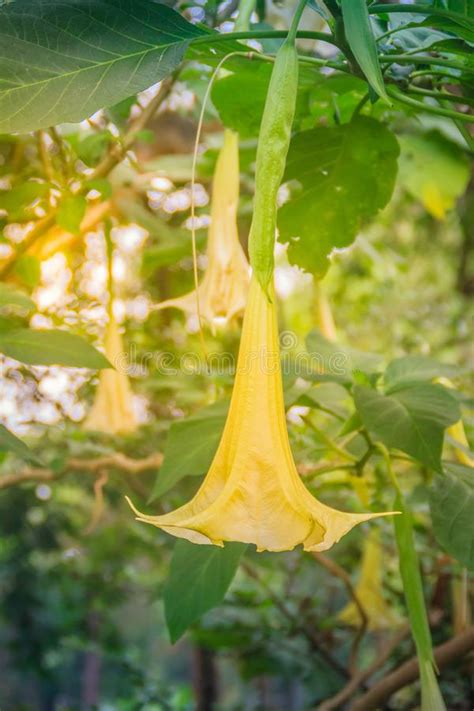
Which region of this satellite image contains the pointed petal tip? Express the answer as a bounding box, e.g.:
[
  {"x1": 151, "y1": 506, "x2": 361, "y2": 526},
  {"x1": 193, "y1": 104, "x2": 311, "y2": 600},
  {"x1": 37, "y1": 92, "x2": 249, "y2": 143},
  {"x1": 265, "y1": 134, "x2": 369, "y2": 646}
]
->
[{"x1": 125, "y1": 495, "x2": 147, "y2": 519}]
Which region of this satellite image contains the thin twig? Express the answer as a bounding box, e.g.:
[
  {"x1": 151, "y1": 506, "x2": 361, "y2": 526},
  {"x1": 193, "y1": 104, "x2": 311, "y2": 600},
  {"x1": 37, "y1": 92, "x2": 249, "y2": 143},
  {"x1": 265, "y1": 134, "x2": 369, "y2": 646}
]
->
[
  {"x1": 0, "y1": 76, "x2": 177, "y2": 278},
  {"x1": 84, "y1": 469, "x2": 109, "y2": 534},
  {"x1": 36, "y1": 130, "x2": 55, "y2": 182},
  {"x1": 0, "y1": 452, "x2": 163, "y2": 490},
  {"x1": 242, "y1": 561, "x2": 350, "y2": 681},
  {"x1": 89, "y1": 75, "x2": 175, "y2": 181},
  {"x1": 315, "y1": 626, "x2": 410, "y2": 711},
  {"x1": 49, "y1": 126, "x2": 72, "y2": 182},
  {"x1": 311, "y1": 552, "x2": 368, "y2": 673},
  {"x1": 298, "y1": 461, "x2": 355, "y2": 478},
  {"x1": 304, "y1": 416, "x2": 358, "y2": 463},
  {"x1": 0, "y1": 212, "x2": 57, "y2": 277}
]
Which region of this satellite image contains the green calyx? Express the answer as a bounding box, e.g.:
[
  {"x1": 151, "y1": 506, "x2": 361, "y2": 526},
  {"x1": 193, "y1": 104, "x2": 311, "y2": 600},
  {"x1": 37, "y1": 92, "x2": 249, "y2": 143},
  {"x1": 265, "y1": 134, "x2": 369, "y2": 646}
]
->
[
  {"x1": 248, "y1": 40, "x2": 298, "y2": 294},
  {"x1": 248, "y1": 1, "x2": 306, "y2": 295}
]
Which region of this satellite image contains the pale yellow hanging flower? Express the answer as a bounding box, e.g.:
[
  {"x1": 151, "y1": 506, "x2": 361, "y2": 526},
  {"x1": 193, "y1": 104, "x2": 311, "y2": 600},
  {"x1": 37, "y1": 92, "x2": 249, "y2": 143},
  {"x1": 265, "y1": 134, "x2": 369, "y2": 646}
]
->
[
  {"x1": 452, "y1": 569, "x2": 471, "y2": 635},
  {"x1": 127, "y1": 275, "x2": 394, "y2": 552},
  {"x1": 314, "y1": 281, "x2": 337, "y2": 342},
  {"x1": 421, "y1": 183, "x2": 450, "y2": 221},
  {"x1": 338, "y1": 529, "x2": 401, "y2": 630},
  {"x1": 448, "y1": 420, "x2": 474, "y2": 467},
  {"x1": 84, "y1": 315, "x2": 138, "y2": 435},
  {"x1": 154, "y1": 130, "x2": 249, "y2": 330},
  {"x1": 437, "y1": 377, "x2": 474, "y2": 467}
]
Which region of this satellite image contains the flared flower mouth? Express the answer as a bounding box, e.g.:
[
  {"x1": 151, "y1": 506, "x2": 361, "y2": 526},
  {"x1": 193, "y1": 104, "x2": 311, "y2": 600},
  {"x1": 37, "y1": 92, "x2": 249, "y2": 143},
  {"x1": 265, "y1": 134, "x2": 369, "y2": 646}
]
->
[
  {"x1": 154, "y1": 130, "x2": 249, "y2": 329},
  {"x1": 128, "y1": 275, "x2": 396, "y2": 552},
  {"x1": 84, "y1": 316, "x2": 138, "y2": 435}
]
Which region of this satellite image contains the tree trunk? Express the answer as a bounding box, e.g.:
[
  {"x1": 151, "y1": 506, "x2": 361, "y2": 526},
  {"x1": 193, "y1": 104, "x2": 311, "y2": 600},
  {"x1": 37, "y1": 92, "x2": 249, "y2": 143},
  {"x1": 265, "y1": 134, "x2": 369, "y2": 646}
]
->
[
  {"x1": 192, "y1": 644, "x2": 218, "y2": 711},
  {"x1": 81, "y1": 611, "x2": 102, "y2": 710}
]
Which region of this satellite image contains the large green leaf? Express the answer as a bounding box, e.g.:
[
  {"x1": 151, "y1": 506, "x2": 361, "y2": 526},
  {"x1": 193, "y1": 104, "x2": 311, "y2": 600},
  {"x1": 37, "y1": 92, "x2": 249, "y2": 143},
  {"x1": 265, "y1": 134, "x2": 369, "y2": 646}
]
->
[
  {"x1": 212, "y1": 62, "x2": 369, "y2": 139},
  {"x1": 0, "y1": 283, "x2": 34, "y2": 312},
  {"x1": 384, "y1": 355, "x2": 463, "y2": 393},
  {"x1": 0, "y1": 182, "x2": 50, "y2": 218},
  {"x1": 0, "y1": 328, "x2": 111, "y2": 368},
  {"x1": 56, "y1": 195, "x2": 87, "y2": 234},
  {"x1": 0, "y1": 1, "x2": 205, "y2": 133},
  {"x1": 421, "y1": 15, "x2": 474, "y2": 42},
  {"x1": 354, "y1": 383, "x2": 460, "y2": 470},
  {"x1": 398, "y1": 131, "x2": 470, "y2": 220},
  {"x1": 164, "y1": 540, "x2": 246, "y2": 643},
  {"x1": 211, "y1": 62, "x2": 276, "y2": 139},
  {"x1": 150, "y1": 401, "x2": 228, "y2": 500},
  {"x1": 14, "y1": 255, "x2": 41, "y2": 289},
  {"x1": 0, "y1": 424, "x2": 41, "y2": 464},
  {"x1": 340, "y1": 0, "x2": 388, "y2": 100},
  {"x1": 430, "y1": 463, "x2": 474, "y2": 570},
  {"x1": 278, "y1": 117, "x2": 399, "y2": 277},
  {"x1": 305, "y1": 330, "x2": 383, "y2": 383},
  {"x1": 446, "y1": 0, "x2": 474, "y2": 22},
  {"x1": 388, "y1": 24, "x2": 452, "y2": 52},
  {"x1": 307, "y1": 74, "x2": 368, "y2": 125},
  {"x1": 369, "y1": 2, "x2": 474, "y2": 31},
  {"x1": 211, "y1": 62, "x2": 318, "y2": 138}
]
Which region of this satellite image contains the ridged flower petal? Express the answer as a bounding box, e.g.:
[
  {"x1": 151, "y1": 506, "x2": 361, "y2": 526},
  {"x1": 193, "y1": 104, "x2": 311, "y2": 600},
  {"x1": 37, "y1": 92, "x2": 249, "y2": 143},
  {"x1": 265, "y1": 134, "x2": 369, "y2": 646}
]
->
[
  {"x1": 154, "y1": 130, "x2": 249, "y2": 329},
  {"x1": 84, "y1": 316, "x2": 138, "y2": 435},
  {"x1": 338, "y1": 529, "x2": 401, "y2": 630},
  {"x1": 129, "y1": 275, "x2": 395, "y2": 552}
]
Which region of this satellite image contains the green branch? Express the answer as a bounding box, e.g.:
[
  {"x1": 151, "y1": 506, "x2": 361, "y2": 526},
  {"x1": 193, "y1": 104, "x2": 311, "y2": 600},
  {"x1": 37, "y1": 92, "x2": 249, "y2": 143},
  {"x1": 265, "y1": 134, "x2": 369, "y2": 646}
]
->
[
  {"x1": 387, "y1": 85, "x2": 474, "y2": 122},
  {"x1": 377, "y1": 444, "x2": 447, "y2": 711},
  {"x1": 234, "y1": 0, "x2": 256, "y2": 33},
  {"x1": 288, "y1": 0, "x2": 309, "y2": 44},
  {"x1": 407, "y1": 85, "x2": 474, "y2": 108},
  {"x1": 379, "y1": 53, "x2": 473, "y2": 73},
  {"x1": 304, "y1": 417, "x2": 358, "y2": 463},
  {"x1": 191, "y1": 29, "x2": 340, "y2": 48}
]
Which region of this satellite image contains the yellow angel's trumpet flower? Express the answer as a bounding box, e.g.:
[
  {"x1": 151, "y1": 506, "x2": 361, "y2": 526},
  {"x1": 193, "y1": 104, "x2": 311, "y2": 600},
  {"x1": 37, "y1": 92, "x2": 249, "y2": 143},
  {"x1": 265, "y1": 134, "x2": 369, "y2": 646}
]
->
[
  {"x1": 447, "y1": 420, "x2": 474, "y2": 467},
  {"x1": 338, "y1": 529, "x2": 400, "y2": 630},
  {"x1": 452, "y1": 569, "x2": 471, "y2": 635},
  {"x1": 421, "y1": 183, "x2": 450, "y2": 221},
  {"x1": 128, "y1": 275, "x2": 394, "y2": 552},
  {"x1": 437, "y1": 377, "x2": 474, "y2": 467},
  {"x1": 154, "y1": 129, "x2": 249, "y2": 330},
  {"x1": 84, "y1": 315, "x2": 138, "y2": 435},
  {"x1": 314, "y1": 281, "x2": 337, "y2": 342}
]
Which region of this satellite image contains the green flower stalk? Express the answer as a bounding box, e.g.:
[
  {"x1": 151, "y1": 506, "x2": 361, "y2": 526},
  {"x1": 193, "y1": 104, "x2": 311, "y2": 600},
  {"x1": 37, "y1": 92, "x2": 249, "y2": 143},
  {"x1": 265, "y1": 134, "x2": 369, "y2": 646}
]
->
[{"x1": 379, "y1": 444, "x2": 447, "y2": 711}]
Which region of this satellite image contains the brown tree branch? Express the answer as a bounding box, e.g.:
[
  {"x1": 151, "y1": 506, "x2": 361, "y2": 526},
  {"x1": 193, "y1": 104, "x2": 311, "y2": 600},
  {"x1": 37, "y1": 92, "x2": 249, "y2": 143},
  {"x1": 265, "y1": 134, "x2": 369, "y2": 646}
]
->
[
  {"x1": 0, "y1": 452, "x2": 163, "y2": 490},
  {"x1": 0, "y1": 76, "x2": 176, "y2": 278},
  {"x1": 84, "y1": 469, "x2": 109, "y2": 534},
  {"x1": 0, "y1": 212, "x2": 58, "y2": 277},
  {"x1": 348, "y1": 626, "x2": 474, "y2": 711},
  {"x1": 29, "y1": 199, "x2": 113, "y2": 260},
  {"x1": 88, "y1": 74, "x2": 175, "y2": 181},
  {"x1": 315, "y1": 626, "x2": 410, "y2": 711}
]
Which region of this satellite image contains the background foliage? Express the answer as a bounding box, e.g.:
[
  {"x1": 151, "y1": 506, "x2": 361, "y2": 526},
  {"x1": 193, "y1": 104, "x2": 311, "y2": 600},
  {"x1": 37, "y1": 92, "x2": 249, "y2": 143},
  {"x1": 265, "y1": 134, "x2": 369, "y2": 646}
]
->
[{"x1": 0, "y1": 0, "x2": 473, "y2": 709}]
